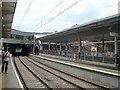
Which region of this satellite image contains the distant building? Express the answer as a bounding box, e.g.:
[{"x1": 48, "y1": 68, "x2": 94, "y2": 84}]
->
[
  {"x1": 33, "y1": 32, "x2": 53, "y2": 38},
  {"x1": 11, "y1": 29, "x2": 53, "y2": 40}
]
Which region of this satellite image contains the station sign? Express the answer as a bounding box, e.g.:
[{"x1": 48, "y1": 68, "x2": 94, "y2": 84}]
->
[{"x1": 91, "y1": 46, "x2": 97, "y2": 56}]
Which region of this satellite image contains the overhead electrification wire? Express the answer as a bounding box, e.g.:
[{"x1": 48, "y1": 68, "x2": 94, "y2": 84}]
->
[
  {"x1": 41, "y1": 0, "x2": 65, "y2": 22},
  {"x1": 18, "y1": 0, "x2": 34, "y2": 27},
  {"x1": 34, "y1": 0, "x2": 81, "y2": 31},
  {"x1": 32, "y1": 0, "x2": 65, "y2": 30}
]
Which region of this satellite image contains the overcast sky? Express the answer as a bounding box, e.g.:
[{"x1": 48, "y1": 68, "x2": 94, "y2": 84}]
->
[{"x1": 12, "y1": 0, "x2": 119, "y2": 33}]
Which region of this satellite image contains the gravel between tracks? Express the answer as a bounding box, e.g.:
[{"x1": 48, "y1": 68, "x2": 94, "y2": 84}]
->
[
  {"x1": 14, "y1": 57, "x2": 47, "y2": 88},
  {"x1": 25, "y1": 56, "x2": 103, "y2": 89},
  {"x1": 19, "y1": 56, "x2": 78, "y2": 88}
]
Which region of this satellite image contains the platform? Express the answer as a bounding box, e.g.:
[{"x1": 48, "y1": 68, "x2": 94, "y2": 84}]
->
[
  {"x1": 31, "y1": 54, "x2": 120, "y2": 88},
  {"x1": 0, "y1": 57, "x2": 23, "y2": 89},
  {"x1": 0, "y1": 54, "x2": 119, "y2": 89},
  {"x1": 36, "y1": 53, "x2": 120, "y2": 74},
  {"x1": 0, "y1": 63, "x2": 3, "y2": 90},
  {"x1": 0, "y1": 58, "x2": 3, "y2": 89}
]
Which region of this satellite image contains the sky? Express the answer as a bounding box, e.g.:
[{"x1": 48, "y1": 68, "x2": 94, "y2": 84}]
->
[{"x1": 12, "y1": 0, "x2": 119, "y2": 33}]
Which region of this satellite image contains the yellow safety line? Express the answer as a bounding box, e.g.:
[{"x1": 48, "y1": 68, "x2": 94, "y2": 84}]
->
[
  {"x1": 76, "y1": 63, "x2": 120, "y2": 73},
  {"x1": 65, "y1": 60, "x2": 120, "y2": 73},
  {"x1": 41, "y1": 55, "x2": 120, "y2": 73}
]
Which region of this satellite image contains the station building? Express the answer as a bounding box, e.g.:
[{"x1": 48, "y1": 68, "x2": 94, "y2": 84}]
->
[
  {"x1": 0, "y1": 0, "x2": 119, "y2": 68},
  {"x1": 37, "y1": 14, "x2": 120, "y2": 67},
  {"x1": 0, "y1": 0, "x2": 35, "y2": 56},
  {"x1": 0, "y1": 0, "x2": 52, "y2": 56},
  {"x1": 0, "y1": 0, "x2": 17, "y2": 57}
]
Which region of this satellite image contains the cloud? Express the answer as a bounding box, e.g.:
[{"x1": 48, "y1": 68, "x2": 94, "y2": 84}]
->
[{"x1": 12, "y1": 0, "x2": 119, "y2": 33}]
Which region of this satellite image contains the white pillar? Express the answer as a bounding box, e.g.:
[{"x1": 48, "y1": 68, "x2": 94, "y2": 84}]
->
[
  {"x1": 59, "y1": 42, "x2": 62, "y2": 55},
  {"x1": 60, "y1": 42, "x2": 62, "y2": 51},
  {"x1": 40, "y1": 44, "x2": 43, "y2": 50},
  {"x1": 48, "y1": 42, "x2": 51, "y2": 50},
  {"x1": 55, "y1": 43, "x2": 58, "y2": 50},
  {"x1": 78, "y1": 37, "x2": 81, "y2": 52},
  {"x1": 114, "y1": 36, "x2": 118, "y2": 66},
  {"x1": 102, "y1": 35, "x2": 104, "y2": 53},
  {"x1": 0, "y1": 38, "x2": 3, "y2": 49},
  {"x1": 40, "y1": 41, "x2": 43, "y2": 50},
  {"x1": 0, "y1": 0, "x2": 2, "y2": 39},
  {"x1": 114, "y1": 37, "x2": 118, "y2": 55},
  {"x1": 65, "y1": 42, "x2": 68, "y2": 50},
  {"x1": 33, "y1": 37, "x2": 35, "y2": 54}
]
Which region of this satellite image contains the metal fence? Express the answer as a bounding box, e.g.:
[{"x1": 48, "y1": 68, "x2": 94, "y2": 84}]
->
[{"x1": 40, "y1": 50, "x2": 116, "y2": 66}]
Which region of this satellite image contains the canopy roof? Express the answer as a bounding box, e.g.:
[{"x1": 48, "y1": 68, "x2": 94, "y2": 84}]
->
[
  {"x1": 2, "y1": 0, "x2": 17, "y2": 38},
  {"x1": 37, "y1": 14, "x2": 120, "y2": 43}
]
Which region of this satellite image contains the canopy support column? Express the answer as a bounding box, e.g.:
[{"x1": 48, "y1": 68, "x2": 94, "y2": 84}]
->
[{"x1": 114, "y1": 36, "x2": 118, "y2": 66}]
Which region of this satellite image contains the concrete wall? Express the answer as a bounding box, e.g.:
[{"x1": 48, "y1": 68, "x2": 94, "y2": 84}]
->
[
  {"x1": 0, "y1": 1, "x2": 2, "y2": 38},
  {"x1": 0, "y1": 1, "x2": 2, "y2": 62}
]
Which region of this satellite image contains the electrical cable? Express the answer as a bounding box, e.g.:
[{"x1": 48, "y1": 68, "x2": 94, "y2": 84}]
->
[
  {"x1": 42, "y1": 0, "x2": 65, "y2": 22},
  {"x1": 18, "y1": 0, "x2": 34, "y2": 27},
  {"x1": 34, "y1": 0, "x2": 81, "y2": 31},
  {"x1": 32, "y1": 0, "x2": 65, "y2": 30}
]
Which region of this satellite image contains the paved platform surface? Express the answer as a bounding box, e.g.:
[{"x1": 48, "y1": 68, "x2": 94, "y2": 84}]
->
[
  {"x1": 36, "y1": 54, "x2": 120, "y2": 74},
  {"x1": 0, "y1": 58, "x2": 23, "y2": 89},
  {"x1": 32, "y1": 54, "x2": 120, "y2": 88},
  {"x1": 0, "y1": 59, "x2": 3, "y2": 90},
  {"x1": 0, "y1": 54, "x2": 119, "y2": 89},
  {"x1": 0, "y1": 64, "x2": 3, "y2": 90}
]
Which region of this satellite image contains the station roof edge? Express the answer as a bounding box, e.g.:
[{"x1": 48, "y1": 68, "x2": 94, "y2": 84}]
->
[{"x1": 37, "y1": 14, "x2": 119, "y2": 42}]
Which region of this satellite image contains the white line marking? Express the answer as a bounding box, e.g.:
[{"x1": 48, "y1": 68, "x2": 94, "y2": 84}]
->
[
  {"x1": 35, "y1": 55, "x2": 120, "y2": 77},
  {"x1": 11, "y1": 58, "x2": 24, "y2": 88}
]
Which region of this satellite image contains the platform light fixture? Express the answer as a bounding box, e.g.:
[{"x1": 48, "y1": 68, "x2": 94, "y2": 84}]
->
[
  {"x1": 2, "y1": 16, "x2": 4, "y2": 20},
  {"x1": 3, "y1": 24, "x2": 5, "y2": 27},
  {"x1": 0, "y1": 1, "x2": 2, "y2": 7}
]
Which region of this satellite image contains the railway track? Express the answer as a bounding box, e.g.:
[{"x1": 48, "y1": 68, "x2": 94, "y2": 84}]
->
[
  {"x1": 14, "y1": 56, "x2": 110, "y2": 89},
  {"x1": 15, "y1": 56, "x2": 80, "y2": 89},
  {"x1": 14, "y1": 57, "x2": 50, "y2": 89}
]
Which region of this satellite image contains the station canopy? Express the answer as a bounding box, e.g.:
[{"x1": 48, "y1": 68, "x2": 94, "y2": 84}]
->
[
  {"x1": 37, "y1": 14, "x2": 120, "y2": 43},
  {"x1": 2, "y1": 0, "x2": 17, "y2": 38}
]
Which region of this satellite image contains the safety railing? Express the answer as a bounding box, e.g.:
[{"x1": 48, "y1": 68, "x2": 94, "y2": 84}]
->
[{"x1": 39, "y1": 50, "x2": 117, "y2": 66}]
